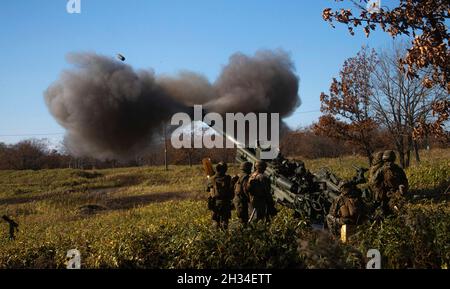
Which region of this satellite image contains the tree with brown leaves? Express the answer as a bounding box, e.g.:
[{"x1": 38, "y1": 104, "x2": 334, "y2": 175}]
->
[
  {"x1": 323, "y1": 0, "x2": 449, "y2": 147},
  {"x1": 313, "y1": 47, "x2": 379, "y2": 165},
  {"x1": 414, "y1": 99, "x2": 450, "y2": 142},
  {"x1": 323, "y1": 0, "x2": 449, "y2": 92}
]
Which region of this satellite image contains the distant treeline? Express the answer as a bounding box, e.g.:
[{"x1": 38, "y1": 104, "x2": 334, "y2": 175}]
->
[
  {"x1": 281, "y1": 128, "x2": 448, "y2": 160},
  {"x1": 0, "y1": 128, "x2": 448, "y2": 170}
]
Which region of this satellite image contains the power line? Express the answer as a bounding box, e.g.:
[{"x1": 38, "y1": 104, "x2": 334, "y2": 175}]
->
[{"x1": 292, "y1": 110, "x2": 321, "y2": 115}]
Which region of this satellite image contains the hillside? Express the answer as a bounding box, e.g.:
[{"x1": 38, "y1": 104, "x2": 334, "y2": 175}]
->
[{"x1": 0, "y1": 149, "x2": 448, "y2": 268}]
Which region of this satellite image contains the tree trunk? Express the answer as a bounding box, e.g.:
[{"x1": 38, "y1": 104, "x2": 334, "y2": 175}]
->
[
  {"x1": 365, "y1": 147, "x2": 373, "y2": 166},
  {"x1": 396, "y1": 139, "x2": 406, "y2": 169},
  {"x1": 414, "y1": 141, "x2": 421, "y2": 163},
  {"x1": 405, "y1": 149, "x2": 411, "y2": 168},
  {"x1": 398, "y1": 151, "x2": 405, "y2": 169},
  {"x1": 405, "y1": 133, "x2": 415, "y2": 168}
]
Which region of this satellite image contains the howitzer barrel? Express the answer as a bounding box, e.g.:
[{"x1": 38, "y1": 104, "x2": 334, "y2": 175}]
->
[
  {"x1": 324, "y1": 181, "x2": 340, "y2": 193},
  {"x1": 206, "y1": 123, "x2": 338, "y2": 224},
  {"x1": 273, "y1": 175, "x2": 297, "y2": 193}
]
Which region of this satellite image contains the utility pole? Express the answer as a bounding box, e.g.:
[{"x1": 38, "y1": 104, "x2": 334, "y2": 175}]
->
[
  {"x1": 189, "y1": 124, "x2": 194, "y2": 167},
  {"x1": 163, "y1": 124, "x2": 168, "y2": 171}
]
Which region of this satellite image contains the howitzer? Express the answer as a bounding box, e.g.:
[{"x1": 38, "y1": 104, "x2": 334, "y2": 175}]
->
[
  {"x1": 235, "y1": 146, "x2": 339, "y2": 224},
  {"x1": 207, "y1": 126, "x2": 367, "y2": 225}
]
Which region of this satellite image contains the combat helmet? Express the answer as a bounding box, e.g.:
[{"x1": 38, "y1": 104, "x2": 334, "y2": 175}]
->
[
  {"x1": 382, "y1": 150, "x2": 396, "y2": 162},
  {"x1": 216, "y1": 162, "x2": 228, "y2": 174},
  {"x1": 373, "y1": 151, "x2": 384, "y2": 164},
  {"x1": 255, "y1": 160, "x2": 267, "y2": 170},
  {"x1": 338, "y1": 181, "x2": 361, "y2": 197},
  {"x1": 240, "y1": 162, "x2": 253, "y2": 173}
]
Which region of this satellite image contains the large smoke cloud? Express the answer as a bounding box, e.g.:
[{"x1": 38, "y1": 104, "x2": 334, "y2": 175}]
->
[
  {"x1": 207, "y1": 50, "x2": 300, "y2": 116},
  {"x1": 45, "y1": 49, "x2": 300, "y2": 160}
]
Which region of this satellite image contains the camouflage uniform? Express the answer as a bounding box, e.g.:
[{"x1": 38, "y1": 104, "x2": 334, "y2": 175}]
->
[
  {"x1": 233, "y1": 162, "x2": 253, "y2": 225},
  {"x1": 371, "y1": 151, "x2": 409, "y2": 217},
  {"x1": 207, "y1": 162, "x2": 233, "y2": 230},
  {"x1": 368, "y1": 151, "x2": 385, "y2": 202},
  {"x1": 247, "y1": 161, "x2": 277, "y2": 222},
  {"x1": 381, "y1": 151, "x2": 408, "y2": 214},
  {"x1": 326, "y1": 182, "x2": 366, "y2": 235}
]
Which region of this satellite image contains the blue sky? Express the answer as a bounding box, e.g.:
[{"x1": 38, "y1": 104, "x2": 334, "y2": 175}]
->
[{"x1": 0, "y1": 0, "x2": 397, "y2": 144}]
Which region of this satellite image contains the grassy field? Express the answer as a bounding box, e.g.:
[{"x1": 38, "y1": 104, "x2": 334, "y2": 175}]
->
[{"x1": 0, "y1": 149, "x2": 448, "y2": 269}]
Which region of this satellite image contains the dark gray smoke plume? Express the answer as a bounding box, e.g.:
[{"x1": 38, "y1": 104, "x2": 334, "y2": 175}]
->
[
  {"x1": 45, "y1": 50, "x2": 300, "y2": 160},
  {"x1": 206, "y1": 50, "x2": 300, "y2": 117},
  {"x1": 158, "y1": 71, "x2": 216, "y2": 106}
]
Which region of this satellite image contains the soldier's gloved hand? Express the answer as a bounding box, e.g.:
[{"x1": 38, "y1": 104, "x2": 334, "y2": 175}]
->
[{"x1": 399, "y1": 185, "x2": 406, "y2": 195}]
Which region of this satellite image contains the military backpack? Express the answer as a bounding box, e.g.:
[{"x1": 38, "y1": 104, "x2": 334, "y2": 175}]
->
[{"x1": 211, "y1": 175, "x2": 233, "y2": 200}]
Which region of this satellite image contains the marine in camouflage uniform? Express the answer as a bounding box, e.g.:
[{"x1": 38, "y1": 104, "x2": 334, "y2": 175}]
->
[
  {"x1": 207, "y1": 162, "x2": 233, "y2": 230},
  {"x1": 380, "y1": 150, "x2": 409, "y2": 214},
  {"x1": 370, "y1": 150, "x2": 409, "y2": 217},
  {"x1": 246, "y1": 161, "x2": 277, "y2": 222},
  {"x1": 368, "y1": 151, "x2": 385, "y2": 202},
  {"x1": 233, "y1": 162, "x2": 253, "y2": 225},
  {"x1": 326, "y1": 181, "x2": 366, "y2": 235}
]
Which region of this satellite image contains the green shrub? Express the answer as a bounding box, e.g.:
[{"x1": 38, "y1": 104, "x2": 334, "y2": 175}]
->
[{"x1": 353, "y1": 202, "x2": 450, "y2": 269}]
